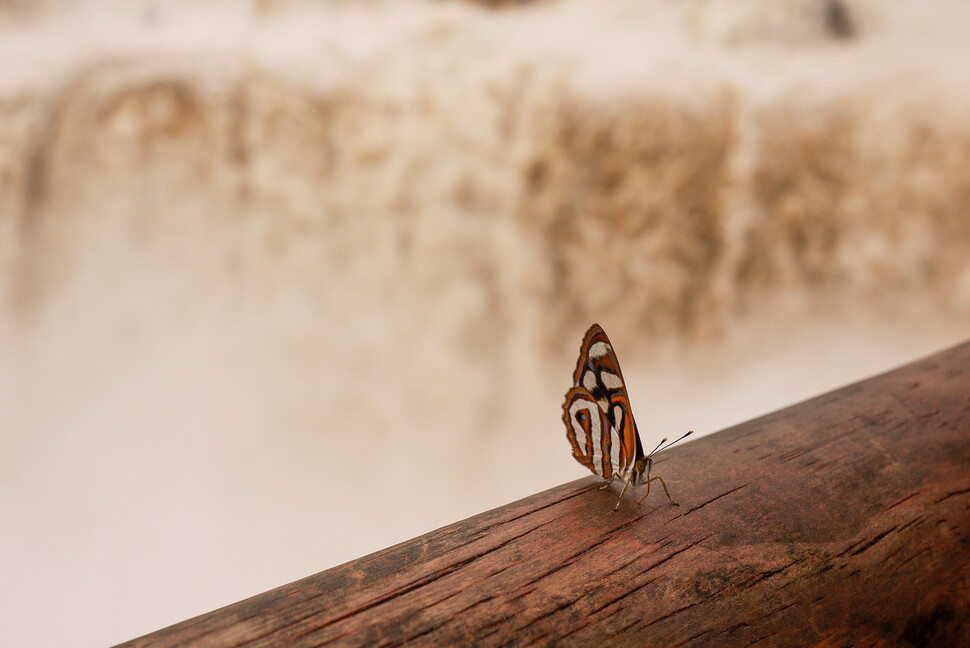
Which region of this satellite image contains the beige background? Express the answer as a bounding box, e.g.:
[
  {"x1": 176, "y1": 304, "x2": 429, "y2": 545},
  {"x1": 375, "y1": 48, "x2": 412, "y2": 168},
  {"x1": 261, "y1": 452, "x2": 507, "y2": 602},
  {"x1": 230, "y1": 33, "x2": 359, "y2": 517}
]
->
[{"x1": 2, "y1": 1, "x2": 970, "y2": 645}]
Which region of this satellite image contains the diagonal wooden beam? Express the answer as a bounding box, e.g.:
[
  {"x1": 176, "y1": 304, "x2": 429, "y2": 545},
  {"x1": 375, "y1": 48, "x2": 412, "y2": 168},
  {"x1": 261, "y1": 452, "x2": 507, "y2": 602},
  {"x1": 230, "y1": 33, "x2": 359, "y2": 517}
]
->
[{"x1": 119, "y1": 340, "x2": 970, "y2": 647}]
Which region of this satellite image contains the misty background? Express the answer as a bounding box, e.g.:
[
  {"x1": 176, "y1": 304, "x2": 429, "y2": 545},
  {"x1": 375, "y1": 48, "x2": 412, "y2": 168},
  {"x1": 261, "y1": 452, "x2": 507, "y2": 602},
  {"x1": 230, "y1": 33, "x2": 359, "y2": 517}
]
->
[{"x1": 2, "y1": 0, "x2": 969, "y2": 645}]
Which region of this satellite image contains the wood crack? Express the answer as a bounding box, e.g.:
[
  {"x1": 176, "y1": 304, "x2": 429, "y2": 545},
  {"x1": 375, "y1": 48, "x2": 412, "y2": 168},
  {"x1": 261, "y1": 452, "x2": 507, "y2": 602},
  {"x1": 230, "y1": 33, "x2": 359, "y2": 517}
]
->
[
  {"x1": 747, "y1": 560, "x2": 797, "y2": 586},
  {"x1": 847, "y1": 526, "x2": 896, "y2": 556},
  {"x1": 934, "y1": 487, "x2": 970, "y2": 504},
  {"x1": 883, "y1": 490, "x2": 921, "y2": 512},
  {"x1": 685, "y1": 483, "x2": 752, "y2": 515}
]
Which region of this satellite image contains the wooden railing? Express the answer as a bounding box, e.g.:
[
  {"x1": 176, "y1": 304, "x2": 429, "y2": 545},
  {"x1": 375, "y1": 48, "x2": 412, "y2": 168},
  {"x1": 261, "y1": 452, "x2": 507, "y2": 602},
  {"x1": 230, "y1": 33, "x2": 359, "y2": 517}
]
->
[{"x1": 119, "y1": 341, "x2": 970, "y2": 647}]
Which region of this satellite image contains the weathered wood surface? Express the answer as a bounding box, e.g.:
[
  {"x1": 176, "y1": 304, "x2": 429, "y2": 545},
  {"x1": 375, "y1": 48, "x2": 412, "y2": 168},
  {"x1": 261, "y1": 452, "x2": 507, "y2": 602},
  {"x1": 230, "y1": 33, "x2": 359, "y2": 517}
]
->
[{"x1": 122, "y1": 341, "x2": 970, "y2": 647}]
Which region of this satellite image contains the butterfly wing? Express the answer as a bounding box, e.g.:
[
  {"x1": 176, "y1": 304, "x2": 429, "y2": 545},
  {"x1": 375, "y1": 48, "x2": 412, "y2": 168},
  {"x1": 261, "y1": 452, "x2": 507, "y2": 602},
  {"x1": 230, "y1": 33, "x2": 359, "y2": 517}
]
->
[
  {"x1": 565, "y1": 323, "x2": 643, "y2": 476},
  {"x1": 563, "y1": 387, "x2": 625, "y2": 478}
]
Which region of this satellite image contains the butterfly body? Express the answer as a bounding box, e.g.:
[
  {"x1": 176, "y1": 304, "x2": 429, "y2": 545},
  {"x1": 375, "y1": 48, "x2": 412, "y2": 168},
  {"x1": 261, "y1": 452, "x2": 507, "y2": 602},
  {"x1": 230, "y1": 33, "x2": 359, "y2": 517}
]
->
[{"x1": 562, "y1": 323, "x2": 692, "y2": 510}]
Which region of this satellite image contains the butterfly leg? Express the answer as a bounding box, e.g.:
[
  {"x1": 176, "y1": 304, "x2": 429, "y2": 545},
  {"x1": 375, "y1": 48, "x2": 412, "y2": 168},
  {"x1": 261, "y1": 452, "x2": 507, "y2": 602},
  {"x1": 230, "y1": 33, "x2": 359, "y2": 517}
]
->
[
  {"x1": 612, "y1": 473, "x2": 635, "y2": 511},
  {"x1": 635, "y1": 475, "x2": 678, "y2": 506},
  {"x1": 598, "y1": 475, "x2": 615, "y2": 490}
]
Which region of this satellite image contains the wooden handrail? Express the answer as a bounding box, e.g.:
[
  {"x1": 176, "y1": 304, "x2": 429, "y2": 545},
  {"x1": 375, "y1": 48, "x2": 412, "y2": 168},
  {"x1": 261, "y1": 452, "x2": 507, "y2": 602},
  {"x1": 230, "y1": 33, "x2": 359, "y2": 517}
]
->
[{"x1": 120, "y1": 341, "x2": 970, "y2": 647}]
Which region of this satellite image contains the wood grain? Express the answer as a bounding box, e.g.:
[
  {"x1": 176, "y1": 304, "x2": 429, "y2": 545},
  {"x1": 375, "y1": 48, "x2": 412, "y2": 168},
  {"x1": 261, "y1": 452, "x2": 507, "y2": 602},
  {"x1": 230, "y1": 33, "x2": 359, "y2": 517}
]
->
[{"x1": 120, "y1": 341, "x2": 970, "y2": 647}]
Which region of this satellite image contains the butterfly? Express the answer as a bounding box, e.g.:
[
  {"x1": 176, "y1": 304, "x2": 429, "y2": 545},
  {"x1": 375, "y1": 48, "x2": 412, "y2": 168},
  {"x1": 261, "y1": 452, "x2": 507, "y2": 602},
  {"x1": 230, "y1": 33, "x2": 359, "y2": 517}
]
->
[{"x1": 562, "y1": 323, "x2": 692, "y2": 511}]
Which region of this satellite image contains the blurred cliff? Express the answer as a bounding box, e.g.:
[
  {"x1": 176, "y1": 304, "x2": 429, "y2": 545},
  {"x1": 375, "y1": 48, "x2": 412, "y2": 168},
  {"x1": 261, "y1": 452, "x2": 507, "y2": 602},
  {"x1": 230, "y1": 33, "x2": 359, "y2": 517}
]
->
[{"x1": 2, "y1": 1, "x2": 969, "y2": 646}]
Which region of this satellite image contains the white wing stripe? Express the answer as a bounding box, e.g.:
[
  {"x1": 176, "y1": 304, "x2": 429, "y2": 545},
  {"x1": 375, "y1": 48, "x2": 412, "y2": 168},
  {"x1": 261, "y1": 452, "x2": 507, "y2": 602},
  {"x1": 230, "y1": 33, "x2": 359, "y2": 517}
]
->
[
  {"x1": 609, "y1": 421, "x2": 623, "y2": 477},
  {"x1": 600, "y1": 371, "x2": 622, "y2": 390},
  {"x1": 568, "y1": 398, "x2": 596, "y2": 455}
]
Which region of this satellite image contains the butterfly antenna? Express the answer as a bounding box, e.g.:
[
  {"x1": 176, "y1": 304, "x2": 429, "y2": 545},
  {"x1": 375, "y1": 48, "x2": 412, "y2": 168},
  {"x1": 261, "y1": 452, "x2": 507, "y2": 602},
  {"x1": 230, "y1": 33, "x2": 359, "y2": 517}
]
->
[
  {"x1": 650, "y1": 430, "x2": 694, "y2": 457},
  {"x1": 645, "y1": 437, "x2": 667, "y2": 459}
]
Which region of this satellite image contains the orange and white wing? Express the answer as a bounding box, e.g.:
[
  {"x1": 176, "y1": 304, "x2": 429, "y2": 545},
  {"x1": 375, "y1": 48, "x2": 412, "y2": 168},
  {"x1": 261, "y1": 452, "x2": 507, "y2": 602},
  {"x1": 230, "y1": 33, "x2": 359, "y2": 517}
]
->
[
  {"x1": 562, "y1": 387, "x2": 625, "y2": 479},
  {"x1": 563, "y1": 323, "x2": 643, "y2": 476}
]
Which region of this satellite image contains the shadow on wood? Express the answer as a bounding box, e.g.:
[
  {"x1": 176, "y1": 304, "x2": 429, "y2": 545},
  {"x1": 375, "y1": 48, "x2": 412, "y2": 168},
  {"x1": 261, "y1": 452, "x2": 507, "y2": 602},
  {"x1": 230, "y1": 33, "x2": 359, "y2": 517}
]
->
[{"x1": 120, "y1": 341, "x2": 970, "y2": 647}]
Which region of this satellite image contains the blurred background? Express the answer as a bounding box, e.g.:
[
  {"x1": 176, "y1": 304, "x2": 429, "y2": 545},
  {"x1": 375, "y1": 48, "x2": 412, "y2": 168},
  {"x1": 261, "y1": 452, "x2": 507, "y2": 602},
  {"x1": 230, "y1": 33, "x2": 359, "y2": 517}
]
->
[{"x1": 2, "y1": 0, "x2": 969, "y2": 645}]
